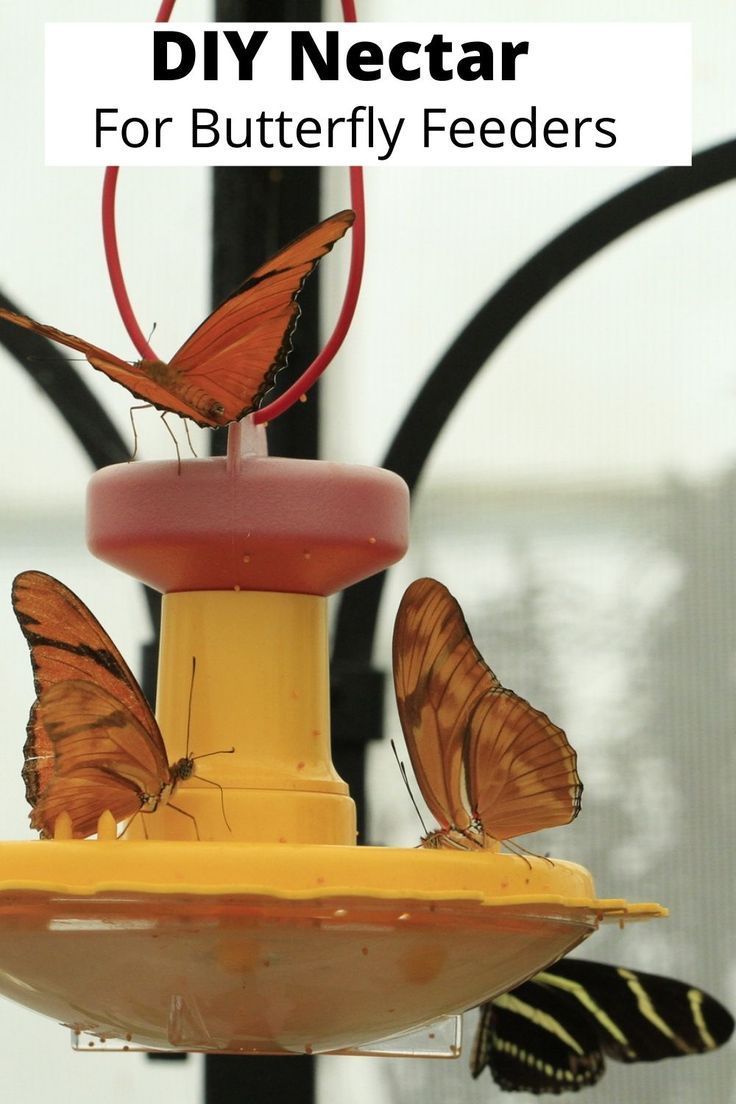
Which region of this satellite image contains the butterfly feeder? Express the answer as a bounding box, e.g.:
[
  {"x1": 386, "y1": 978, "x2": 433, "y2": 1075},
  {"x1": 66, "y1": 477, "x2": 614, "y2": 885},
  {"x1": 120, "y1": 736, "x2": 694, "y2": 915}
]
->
[{"x1": 0, "y1": 421, "x2": 665, "y2": 1056}]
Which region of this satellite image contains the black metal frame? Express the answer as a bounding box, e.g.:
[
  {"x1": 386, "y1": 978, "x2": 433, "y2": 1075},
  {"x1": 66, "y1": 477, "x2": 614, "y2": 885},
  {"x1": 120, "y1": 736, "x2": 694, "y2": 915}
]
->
[{"x1": 206, "y1": 7, "x2": 321, "y2": 1093}]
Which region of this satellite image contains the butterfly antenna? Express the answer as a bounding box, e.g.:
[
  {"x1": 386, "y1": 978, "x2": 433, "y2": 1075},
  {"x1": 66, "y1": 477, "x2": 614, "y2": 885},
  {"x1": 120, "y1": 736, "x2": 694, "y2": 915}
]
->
[
  {"x1": 390, "y1": 739, "x2": 429, "y2": 836},
  {"x1": 167, "y1": 802, "x2": 201, "y2": 841},
  {"x1": 28, "y1": 354, "x2": 88, "y2": 364},
  {"x1": 184, "y1": 656, "x2": 197, "y2": 759}
]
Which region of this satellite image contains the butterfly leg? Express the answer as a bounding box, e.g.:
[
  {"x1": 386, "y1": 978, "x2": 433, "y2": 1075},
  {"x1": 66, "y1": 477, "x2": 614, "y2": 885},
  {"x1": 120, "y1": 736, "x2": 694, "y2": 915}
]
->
[
  {"x1": 511, "y1": 838, "x2": 555, "y2": 867},
  {"x1": 183, "y1": 417, "x2": 198, "y2": 459},
  {"x1": 166, "y1": 802, "x2": 201, "y2": 840},
  {"x1": 195, "y1": 773, "x2": 233, "y2": 833},
  {"x1": 158, "y1": 412, "x2": 182, "y2": 472},
  {"x1": 128, "y1": 403, "x2": 154, "y2": 461},
  {"x1": 500, "y1": 838, "x2": 555, "y2": 869},
  {"x1": 117, "y1": 807, "x2": 146, "y2": 840}
]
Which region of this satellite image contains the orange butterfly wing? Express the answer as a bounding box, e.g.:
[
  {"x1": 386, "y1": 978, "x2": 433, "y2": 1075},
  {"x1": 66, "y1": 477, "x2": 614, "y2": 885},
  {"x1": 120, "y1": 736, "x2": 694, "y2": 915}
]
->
[
  {"x1": 12, "y1": 570, "x2": 168, "y2": 837},
  {"x1": 166, "y1": 208, "x2": 356, "y2": 421},
  {"x1": 30, "y1": 680, "x2": 171, "y2": 839},
  {"x1": 392, "y1": 577, "x2": 500, "y2": 831},
  {"x1": 0, "y1": 307, "x2": 199, "y2": 417},
  {"x1": 465, "y1": 689, "x2": 582, "y2": 841},
  {"x1": 0, "y1": 209, "x2": 355, "y2": 427},
  {"x1": 393, "y1": 577, "x2": 582, "y2": 845}
]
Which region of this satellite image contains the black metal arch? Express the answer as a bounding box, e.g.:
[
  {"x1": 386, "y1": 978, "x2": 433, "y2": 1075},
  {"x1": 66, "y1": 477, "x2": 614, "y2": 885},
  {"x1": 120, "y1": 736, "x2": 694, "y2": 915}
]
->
[
  {"x1": 0, "y1": 288, "x2": 130, "y2": 470},
  {"x1": 331, "y1": 137, "x2": 736, "y2": 668}
]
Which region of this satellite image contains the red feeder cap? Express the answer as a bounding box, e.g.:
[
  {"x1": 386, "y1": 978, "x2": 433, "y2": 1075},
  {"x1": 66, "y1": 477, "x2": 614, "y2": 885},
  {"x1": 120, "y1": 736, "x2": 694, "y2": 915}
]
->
[{"x1": 87, "y1": 442, "x2": 409, "y2": 596}]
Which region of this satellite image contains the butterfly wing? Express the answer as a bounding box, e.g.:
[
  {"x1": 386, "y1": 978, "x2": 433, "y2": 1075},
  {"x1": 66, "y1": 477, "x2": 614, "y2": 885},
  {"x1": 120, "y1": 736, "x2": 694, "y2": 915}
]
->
[
  {"x1": 166, "y1": 208, "x2": 356, "y2": 421},
  {"x1": 0, "y1": 306, "x2": 188, "y2": 412},
  {"x1": 471, "y1": 958, "x2": 734, "y2": 1093},
  {"x1": 471, "y1": 979, "x2": 605, "y2": 1093},
  {"x1": 543, "y1": 958, "x2": 735, "y2": 1063},
  {"x1": 0, "y1": 307, "x2": 131, "y2": 370},
  {"x1": 465, "y1": 688, "x2": 582, "y2": 841},
  {"x1": 28, "y1": 774, "x2": 143, "y2": 840},
  {"x1": 12, "y1": 571, "x2": 167, "y2": 828},
  {"x1": 29, "y1": 680, "x2": 170, "y2": 838},
  {"x1": 392, "y1": 578, "x2": 501, "y2": 831},
  {"x1": 0, "y1": 208, "x2": 354, "y2": 426},
  {"x1": 12, "y1": 571, "x2": 155, "y2": 725}
]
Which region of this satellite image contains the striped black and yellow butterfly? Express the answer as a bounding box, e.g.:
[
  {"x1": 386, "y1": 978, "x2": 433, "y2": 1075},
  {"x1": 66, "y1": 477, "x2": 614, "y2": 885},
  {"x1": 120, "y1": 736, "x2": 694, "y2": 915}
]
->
[{"x1": 471, "y1": 957, "x2": 734, "y2": 1094}]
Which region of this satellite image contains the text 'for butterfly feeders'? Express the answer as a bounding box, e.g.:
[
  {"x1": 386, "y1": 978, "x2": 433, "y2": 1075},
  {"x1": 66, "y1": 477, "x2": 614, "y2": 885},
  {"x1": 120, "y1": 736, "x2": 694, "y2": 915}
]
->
[{"x1": 0, "y1": 214, "x2": 665, "y2": 1058}]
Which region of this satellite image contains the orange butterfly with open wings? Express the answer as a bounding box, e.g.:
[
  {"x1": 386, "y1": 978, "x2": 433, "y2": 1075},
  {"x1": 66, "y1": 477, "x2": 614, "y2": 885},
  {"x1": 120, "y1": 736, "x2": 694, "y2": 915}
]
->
[
  {"x1": 392, "y1": 577, "x2": 582, "y2": 848},
  {"x1": 13, "y1": 570, "x2": 201, "y2": 839},
  {"x1": 0, "y1": 210, "x2": 354, "y2": 427}
]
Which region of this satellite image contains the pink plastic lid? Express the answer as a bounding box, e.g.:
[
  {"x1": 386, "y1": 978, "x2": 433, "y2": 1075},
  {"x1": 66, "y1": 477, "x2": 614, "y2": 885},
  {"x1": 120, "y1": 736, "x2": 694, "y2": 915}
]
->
[{"x1": 87, "y1": 423, "x2": 409, "y2": 596}]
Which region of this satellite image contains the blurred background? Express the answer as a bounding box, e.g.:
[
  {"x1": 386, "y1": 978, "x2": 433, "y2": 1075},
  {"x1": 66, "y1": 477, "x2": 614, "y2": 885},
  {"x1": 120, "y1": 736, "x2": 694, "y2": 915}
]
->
[{"x1": 0, "y1": 1, "x2": 734, "y2": 1101}]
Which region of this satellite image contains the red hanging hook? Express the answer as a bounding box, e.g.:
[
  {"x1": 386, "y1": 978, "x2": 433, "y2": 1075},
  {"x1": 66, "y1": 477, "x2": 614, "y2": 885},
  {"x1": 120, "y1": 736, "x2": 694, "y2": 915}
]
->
[{"x1": 101, "y1": 0, "x2": 365, "y2": 426}]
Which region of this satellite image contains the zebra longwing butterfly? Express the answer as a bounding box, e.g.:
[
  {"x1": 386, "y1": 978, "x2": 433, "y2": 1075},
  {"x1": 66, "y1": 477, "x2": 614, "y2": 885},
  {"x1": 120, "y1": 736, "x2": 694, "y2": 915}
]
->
[{"x1": 471, "y1": 957, "x2": 734, "y2": 1094}]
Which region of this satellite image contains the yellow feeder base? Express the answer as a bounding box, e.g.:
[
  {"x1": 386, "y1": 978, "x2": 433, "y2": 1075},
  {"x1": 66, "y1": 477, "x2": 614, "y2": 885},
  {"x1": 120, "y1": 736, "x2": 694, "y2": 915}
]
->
[
  {"x1": 0, "y1": 451, "x2": 658, "y2": 1055},
  {"x1": 0, "y1": 842, "x2": 665, "y2": 1055}
]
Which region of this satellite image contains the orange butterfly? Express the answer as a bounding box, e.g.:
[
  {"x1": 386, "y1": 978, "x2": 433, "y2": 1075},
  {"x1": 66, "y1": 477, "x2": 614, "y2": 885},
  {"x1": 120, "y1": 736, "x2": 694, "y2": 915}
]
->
[
  {"x1": 0, "y1": 210, "x2": 354, "y2": 427},
  {"x1": 392, "y1": 577, "x2": 582, "y2": 848},
  {"x1": 13, "y1": 570, "x2": 207, "y2": 839}
]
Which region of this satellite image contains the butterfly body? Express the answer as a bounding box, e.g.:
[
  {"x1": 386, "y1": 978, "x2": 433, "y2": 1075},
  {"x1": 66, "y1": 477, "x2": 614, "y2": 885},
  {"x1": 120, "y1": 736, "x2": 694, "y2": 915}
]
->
[
  {"x1": 13, "y1": 571, "x2": 198, "y2": 839},
  {"x1": 420, "y1": 825, "x2": 486, "y2": 851},
  {"x1": 172, "y1": 756, "x2": 196, "y2": 783},
  {"x1": 136, "y1": 765, "x2": 188, "y2": 815},
  {"x1": 393, "y1": 578, "x2": 581, "y2": 849},
  {"x1": 132, "y1": 754, "x2": 199, "y2": 817},
  {"x1": 0, "y1": 209, "x2": 355, "y2": 427}
]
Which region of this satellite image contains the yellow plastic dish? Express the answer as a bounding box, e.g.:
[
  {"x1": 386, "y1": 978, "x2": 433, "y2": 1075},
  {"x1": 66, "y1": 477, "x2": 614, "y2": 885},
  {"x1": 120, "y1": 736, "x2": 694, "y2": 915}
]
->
[{"x1": 0, "y1": 842, "x2": 665, "y2": 1054}]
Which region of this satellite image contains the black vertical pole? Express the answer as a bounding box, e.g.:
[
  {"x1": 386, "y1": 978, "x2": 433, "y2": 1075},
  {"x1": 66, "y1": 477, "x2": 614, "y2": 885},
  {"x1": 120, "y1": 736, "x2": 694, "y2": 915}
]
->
[
  {"x1": 207, "y1": 3, "x2": 320, "y2": 1102},
  {"x1": 211, "y1": 1, "x2": 323, "y2": 464}
]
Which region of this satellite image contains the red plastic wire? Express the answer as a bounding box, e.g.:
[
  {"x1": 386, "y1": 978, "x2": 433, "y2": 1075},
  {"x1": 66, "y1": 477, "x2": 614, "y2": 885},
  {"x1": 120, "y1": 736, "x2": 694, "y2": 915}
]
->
[
  {"x1": 102, "y1": 168, "x2": 157, "y2": 361},
  {"x1": 101, "y1": 0, "x2": 366, "y2": 425}
]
